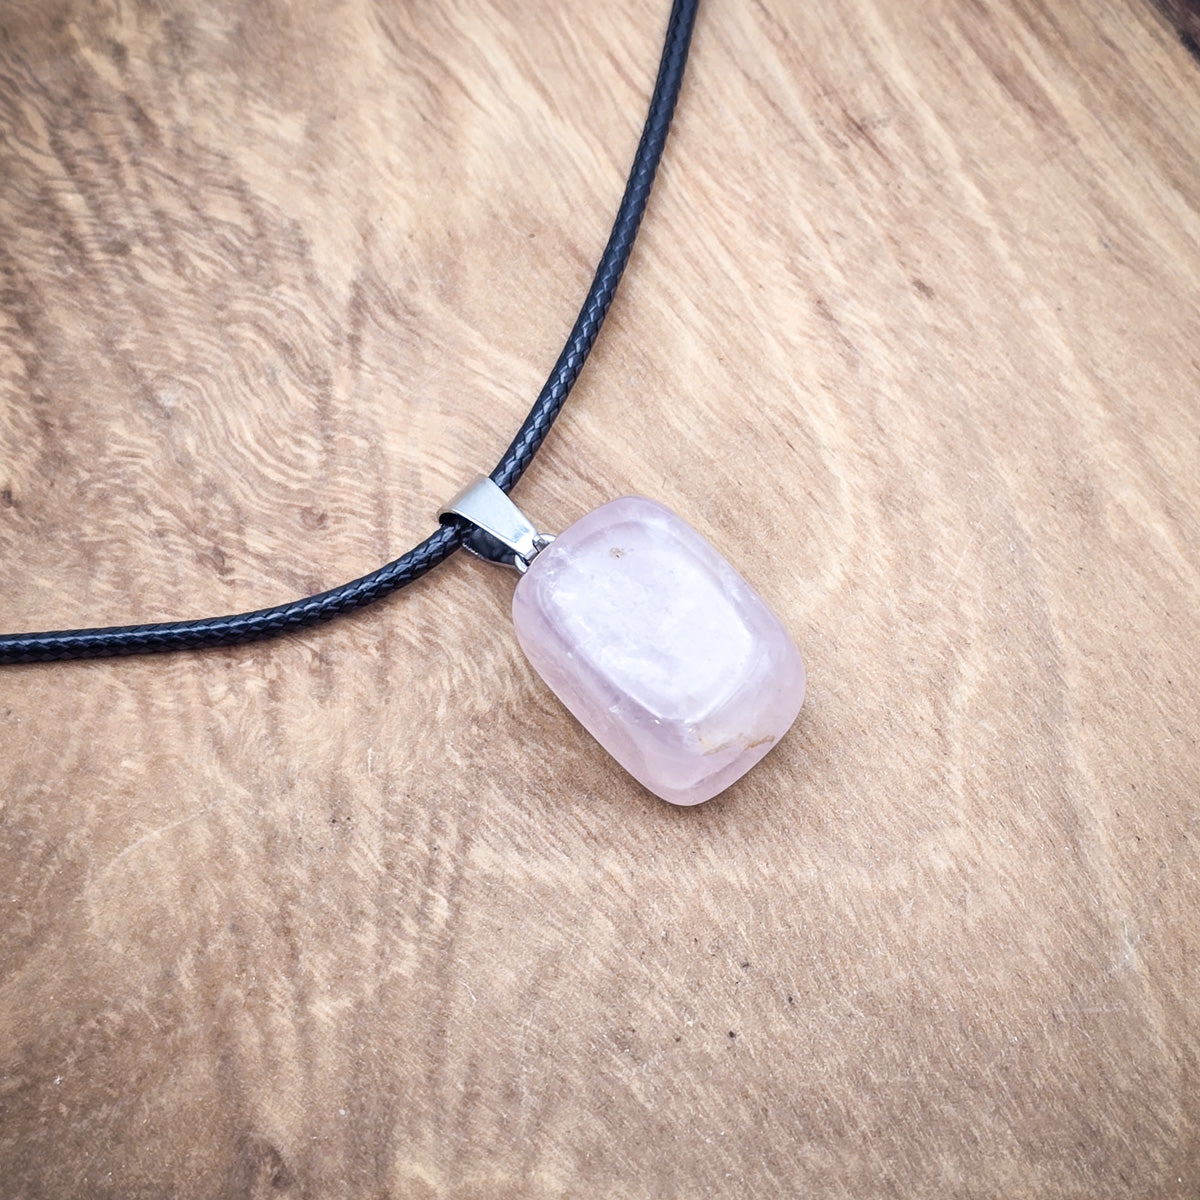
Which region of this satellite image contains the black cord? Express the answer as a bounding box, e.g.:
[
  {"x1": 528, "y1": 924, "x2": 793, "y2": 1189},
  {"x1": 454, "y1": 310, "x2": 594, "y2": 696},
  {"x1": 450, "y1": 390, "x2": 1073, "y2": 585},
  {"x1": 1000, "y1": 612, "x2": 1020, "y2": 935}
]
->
[{"x1": 0, "y1": 0, "x2": 699, "y2": 664}]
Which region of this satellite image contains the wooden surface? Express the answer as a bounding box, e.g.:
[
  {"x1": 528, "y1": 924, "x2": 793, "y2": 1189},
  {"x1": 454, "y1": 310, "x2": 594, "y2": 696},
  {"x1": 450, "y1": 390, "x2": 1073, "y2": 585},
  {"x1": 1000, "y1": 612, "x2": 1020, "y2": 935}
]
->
[{"x1": 2, "y1": 0, "x2": 1199, "y2": 1196}]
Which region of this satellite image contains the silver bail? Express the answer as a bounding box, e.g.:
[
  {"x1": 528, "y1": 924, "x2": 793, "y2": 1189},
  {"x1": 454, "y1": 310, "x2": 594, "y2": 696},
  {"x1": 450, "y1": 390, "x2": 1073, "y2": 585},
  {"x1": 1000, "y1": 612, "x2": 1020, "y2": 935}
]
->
[{"x1": 438, "y1": 476, "x2": 555, "y2": 574}]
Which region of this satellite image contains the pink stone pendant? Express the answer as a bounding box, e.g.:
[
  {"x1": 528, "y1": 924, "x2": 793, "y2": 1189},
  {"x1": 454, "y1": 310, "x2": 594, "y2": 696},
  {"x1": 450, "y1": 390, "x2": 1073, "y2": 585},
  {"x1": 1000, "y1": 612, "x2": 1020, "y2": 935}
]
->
[{"x1": 440, "y1": 481, "x2": 805, "y2": 805}]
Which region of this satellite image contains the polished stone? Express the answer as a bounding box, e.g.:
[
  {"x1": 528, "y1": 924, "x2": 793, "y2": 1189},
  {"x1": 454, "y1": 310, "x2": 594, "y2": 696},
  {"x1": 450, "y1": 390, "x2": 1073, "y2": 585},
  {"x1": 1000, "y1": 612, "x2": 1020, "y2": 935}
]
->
[{"x1": 512, "y1": 496, "x2": 805, "y2": 805}]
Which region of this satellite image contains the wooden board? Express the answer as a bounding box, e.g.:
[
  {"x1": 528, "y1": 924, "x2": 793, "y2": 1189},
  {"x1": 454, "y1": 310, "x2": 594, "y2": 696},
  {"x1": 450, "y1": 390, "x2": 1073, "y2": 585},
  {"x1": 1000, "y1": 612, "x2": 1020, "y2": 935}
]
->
[{"x1": 2, "y1": 0, "x2": 1199, "y2": 1195}]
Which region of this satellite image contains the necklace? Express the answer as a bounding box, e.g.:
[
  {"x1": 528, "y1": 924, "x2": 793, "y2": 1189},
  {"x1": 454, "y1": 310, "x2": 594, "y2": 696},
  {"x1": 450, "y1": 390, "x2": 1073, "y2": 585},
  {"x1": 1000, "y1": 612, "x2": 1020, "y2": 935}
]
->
[{"x1": 0, "y1": 0, "x2": 804, "y2": 805}]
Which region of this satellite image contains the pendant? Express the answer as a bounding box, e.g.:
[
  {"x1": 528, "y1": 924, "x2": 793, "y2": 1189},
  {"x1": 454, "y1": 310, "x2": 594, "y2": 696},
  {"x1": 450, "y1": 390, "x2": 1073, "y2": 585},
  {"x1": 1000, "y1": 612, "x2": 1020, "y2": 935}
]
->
[{"x1": 440, "y1": 478, "x2": 805, "y2": 806}]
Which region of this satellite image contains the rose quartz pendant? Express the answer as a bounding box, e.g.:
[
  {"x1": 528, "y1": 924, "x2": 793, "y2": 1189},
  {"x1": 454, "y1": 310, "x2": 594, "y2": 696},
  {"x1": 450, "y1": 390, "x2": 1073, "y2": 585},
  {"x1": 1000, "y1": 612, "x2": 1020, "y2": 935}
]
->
[{"x1": 440, "y1": 482, "x2": 805, "y2": 805}]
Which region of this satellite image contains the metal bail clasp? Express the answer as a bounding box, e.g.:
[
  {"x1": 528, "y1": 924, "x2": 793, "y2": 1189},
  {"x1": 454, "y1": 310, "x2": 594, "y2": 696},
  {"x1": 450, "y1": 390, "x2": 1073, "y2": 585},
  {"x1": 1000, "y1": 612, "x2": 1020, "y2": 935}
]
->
[{"x1": 438, "y1": 476, "x2": 555, "y2": 574}]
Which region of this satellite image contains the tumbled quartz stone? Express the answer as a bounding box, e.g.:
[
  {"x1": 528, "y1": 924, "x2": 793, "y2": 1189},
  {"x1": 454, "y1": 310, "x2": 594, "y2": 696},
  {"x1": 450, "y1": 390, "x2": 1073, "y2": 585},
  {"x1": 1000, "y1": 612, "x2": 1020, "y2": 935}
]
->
[{"x1": 512, "y1": 496, "x2": 805, "y2": 805}]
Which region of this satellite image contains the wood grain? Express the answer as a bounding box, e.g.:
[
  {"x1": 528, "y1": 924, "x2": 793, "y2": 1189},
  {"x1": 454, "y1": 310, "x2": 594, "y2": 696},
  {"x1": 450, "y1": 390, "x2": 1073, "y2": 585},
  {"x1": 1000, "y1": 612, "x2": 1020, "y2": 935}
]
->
[
  {"x1": 2, "y1": 0, "x2": 1199, "y2": 1196},
  {"x1": 1152, "y1": 0, "x2": 1200, "y2": 53}
]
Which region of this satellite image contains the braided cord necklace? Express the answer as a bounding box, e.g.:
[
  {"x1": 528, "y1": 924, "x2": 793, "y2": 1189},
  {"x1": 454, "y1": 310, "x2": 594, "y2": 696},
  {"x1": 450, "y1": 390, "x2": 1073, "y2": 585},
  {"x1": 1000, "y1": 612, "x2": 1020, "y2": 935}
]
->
[
  {"x1": 1, "y1": 0, "x2": 807, "y2": 806},
  {"x1": 0, "y1": 0, "x2": 697, "y2": 664}
]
